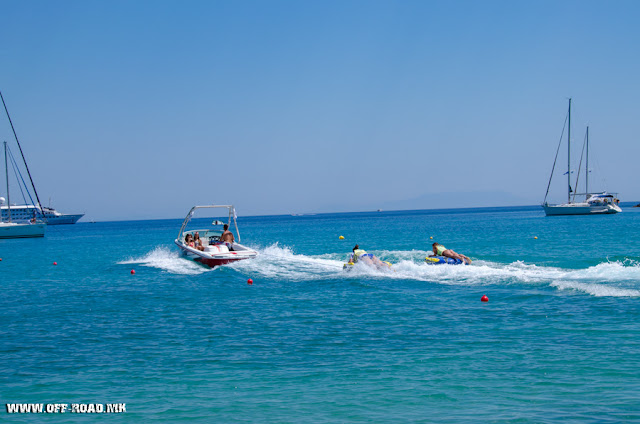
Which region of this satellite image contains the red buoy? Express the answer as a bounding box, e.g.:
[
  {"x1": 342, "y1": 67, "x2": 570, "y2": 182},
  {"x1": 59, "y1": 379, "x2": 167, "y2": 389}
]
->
[
  {"x1": 481, "y1": 295, "x2": 489, "y2": 302},
  {"x1": 53, "y1": 262, "x2": 57, "y2": 266},
  {"x1": 247, "y1": 278, "x2": 253, "y2": 285},
  {"x1": 131, "y1": 269, "x2": 136, "y2": 275}
]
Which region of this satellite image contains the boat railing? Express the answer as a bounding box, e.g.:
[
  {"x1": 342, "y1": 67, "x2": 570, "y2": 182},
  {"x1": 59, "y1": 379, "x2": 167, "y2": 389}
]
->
[{"x1": 176, "y1": 205, "x2": 241, "y2": 243}]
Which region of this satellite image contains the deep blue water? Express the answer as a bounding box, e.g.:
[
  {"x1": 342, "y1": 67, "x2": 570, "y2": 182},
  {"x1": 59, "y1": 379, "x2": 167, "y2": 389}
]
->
[{"x1": 1, "y1": 205, "x2": 640, "y2": 422}]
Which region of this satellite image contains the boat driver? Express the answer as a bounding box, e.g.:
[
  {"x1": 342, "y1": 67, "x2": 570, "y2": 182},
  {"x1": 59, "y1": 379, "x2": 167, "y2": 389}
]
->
[{"x1": 220, "y1": 224, "x2": 235, "y2": 250}]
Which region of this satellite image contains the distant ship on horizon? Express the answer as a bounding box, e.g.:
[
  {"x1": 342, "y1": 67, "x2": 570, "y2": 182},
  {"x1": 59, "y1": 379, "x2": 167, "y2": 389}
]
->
[{"x1": 1, "y1": 204, "x2": 84, "y2": 225}]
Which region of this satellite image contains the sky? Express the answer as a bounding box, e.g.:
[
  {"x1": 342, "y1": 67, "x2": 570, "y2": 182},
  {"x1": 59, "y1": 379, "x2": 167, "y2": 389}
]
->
[{"x1": 1, "y1": 0, "x2": 639, "y2": 221}]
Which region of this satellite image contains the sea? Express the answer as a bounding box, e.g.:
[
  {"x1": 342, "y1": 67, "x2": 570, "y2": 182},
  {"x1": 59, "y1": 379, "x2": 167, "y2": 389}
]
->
[{"x1": 1, "y1": 204, "x2": 640, "y2": 422}]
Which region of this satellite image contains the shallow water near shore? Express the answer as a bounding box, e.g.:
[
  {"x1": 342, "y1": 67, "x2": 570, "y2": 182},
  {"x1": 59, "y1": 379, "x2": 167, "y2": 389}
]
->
[{"x1": 2, "y1": 205, "x2": 640, "y2": 422}]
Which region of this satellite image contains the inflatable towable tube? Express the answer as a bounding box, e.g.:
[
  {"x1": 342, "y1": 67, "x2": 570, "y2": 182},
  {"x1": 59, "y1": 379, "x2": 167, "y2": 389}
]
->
[{"x1": 425, "y1": 256, "x2": 466, "y2": 265}]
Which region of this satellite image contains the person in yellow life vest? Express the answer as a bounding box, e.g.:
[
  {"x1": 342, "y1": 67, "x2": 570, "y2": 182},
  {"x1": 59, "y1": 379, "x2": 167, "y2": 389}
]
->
[
  {"x1": 430, "y1": 242, "x2": 472, "y2": 264},
  {"x1": 350, "y1": 244, "x2": 388, "y2": 267}
]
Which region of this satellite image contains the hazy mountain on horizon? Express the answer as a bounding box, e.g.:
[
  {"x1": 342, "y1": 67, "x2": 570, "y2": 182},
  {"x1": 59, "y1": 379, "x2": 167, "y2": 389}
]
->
[{"x1": 313, "y1": 190, "x2": 538, "y2": 214}]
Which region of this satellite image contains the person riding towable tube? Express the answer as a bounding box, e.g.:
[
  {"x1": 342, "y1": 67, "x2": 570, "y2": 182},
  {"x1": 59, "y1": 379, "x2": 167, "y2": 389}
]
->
[
  {"x1": 430, "y1": 242, "x2": 472, "y2": 264},
  {"x1": 350, "y1": 244, "x2": 388, "y2": 268}
]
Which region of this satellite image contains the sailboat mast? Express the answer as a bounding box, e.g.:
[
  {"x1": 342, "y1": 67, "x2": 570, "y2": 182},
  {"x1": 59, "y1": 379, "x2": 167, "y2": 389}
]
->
[
  {"x1": 0, "y1": 91, "x2": 44, "y2": 216},
  {"x1": 585, "y1": 126, "x2": 589, "y2": 196},
  {"x1": 567, "y1": 98, "x2": 572, "y2": 203},
  {"x1": 4, "y1": 141, "x2": 11, "y2": 222}
]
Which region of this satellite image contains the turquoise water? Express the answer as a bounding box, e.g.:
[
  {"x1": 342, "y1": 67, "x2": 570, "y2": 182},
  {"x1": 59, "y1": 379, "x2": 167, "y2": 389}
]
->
[{"x1": 2, "y1": 205, "x2": 640, "y2": 422}]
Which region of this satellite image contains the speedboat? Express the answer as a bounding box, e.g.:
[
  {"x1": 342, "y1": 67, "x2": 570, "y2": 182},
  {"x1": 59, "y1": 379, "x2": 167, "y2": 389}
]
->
[{"x1": 174, "y1": 205, "x2": 257, "y2": 268}]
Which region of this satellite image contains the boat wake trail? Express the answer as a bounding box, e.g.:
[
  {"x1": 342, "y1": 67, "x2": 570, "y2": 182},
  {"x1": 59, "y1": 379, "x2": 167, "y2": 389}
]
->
[
  {"x1": 236, "y1": 245, "x2": 640, "y2": 297},
  {"x1": 230, "y1": 243, "x2": 345, "y2": 281},
  {"x1": 119, "y1": 246, "x2": 213, "y2": 275},
  {"x1": 392, "y1": 258, "x2": 640, "y2": 297},
  {"x1": 123, "y1": 244, "x2": 640, "y2": 297}
]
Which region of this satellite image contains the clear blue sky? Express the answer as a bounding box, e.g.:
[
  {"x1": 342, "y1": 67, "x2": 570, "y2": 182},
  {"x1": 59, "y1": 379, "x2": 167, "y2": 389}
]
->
[{"x1": 1, "y1": 0, "x2": 638, "y2": 220}]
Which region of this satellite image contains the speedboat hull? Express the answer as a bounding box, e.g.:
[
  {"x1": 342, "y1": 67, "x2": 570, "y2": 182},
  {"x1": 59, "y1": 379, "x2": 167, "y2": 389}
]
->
[
  {"x1": 543, "y1": 203, "x2": 621, "y2": 216},
  {"x1": 193, "y1": 255, "x2": 250, "y2": 267},
  {"x1": 175, "y1": 239, "x2": 257, "y2": 268}
]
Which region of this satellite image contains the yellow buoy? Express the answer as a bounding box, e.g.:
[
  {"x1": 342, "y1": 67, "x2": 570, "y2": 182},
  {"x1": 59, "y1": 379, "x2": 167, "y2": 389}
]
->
[
  {"x1": 534, "y1": 236, "x2": 538, "y2": 239},
  {"x1": 339, "y1": 235, "x2": 344, "y2": 240},
  {"x1": 430, "y1": 236, "x2": 433, "y2": 239}
]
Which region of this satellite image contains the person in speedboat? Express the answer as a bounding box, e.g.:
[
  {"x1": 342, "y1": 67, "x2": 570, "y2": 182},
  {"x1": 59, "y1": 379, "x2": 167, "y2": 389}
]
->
[
  {"x1": 429, "y1": 242, "x2": 472, "y2": 264},
  {"x1": 350, "y1": 244, "x2": 388, "y2": 268},
  {"x1": 193, "y1": 232, "x2": 205, "y2": 251},
  {"x1": 219, "y1": 224, "x2": 235, "y2": 251},
  {"x1": 185, "y1": 233, "x2": 196, "y2": 248}
]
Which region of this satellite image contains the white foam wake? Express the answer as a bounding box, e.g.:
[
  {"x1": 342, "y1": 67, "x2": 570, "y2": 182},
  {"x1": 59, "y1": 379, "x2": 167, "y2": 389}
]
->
[
  {"x1": 121, "y1": 244, "x2": 640, "y2": 297},
  {"x1": 229, "y1": 243, "x2": 345, "y2": 281},
  {"x1": 119, "y1": 246, "x2": 213, "y2": 275}
]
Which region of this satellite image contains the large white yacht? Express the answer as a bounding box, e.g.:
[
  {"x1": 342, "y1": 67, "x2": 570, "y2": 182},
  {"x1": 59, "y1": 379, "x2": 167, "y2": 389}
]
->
[{"x1": 0, "y1": 205, "x2": 83, "y2": 225}]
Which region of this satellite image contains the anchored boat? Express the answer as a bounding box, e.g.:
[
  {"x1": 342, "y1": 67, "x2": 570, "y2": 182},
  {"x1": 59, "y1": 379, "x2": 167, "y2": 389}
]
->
[
  {"x1": 542, "y1": 99, "x2": 621, "y2": 216},
  {"x1": 174, "y1": 205, "x2": 257, "y2": 268},
  {"x1": 1, "y1": 205, "x2": 83, "y2": 225},
  {"x1": 1, "y1": 141, "x2": 45, "y2": 238}
]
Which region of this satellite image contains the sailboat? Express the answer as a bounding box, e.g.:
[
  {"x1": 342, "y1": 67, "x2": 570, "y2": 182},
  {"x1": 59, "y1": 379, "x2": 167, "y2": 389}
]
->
[
  {"x1": 542, "y1": 99, "x2": 621, "y2": 216},
  {"x1": 1, "y1": 141, "x2": 45, "y2": 238},
  {"x1": 0, "y1": 92, "x2": 82, "y2": 225}
]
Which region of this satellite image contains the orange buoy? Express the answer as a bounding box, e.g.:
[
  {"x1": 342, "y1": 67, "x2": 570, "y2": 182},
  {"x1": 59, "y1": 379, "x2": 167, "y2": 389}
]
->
[
  {"x1": 481, "y1": 295, "x2": 489, "y2": 302},
  {"x1": 247, "y1": 278, "x2": 253, "y2": 285},
  {"x1": 130, "y1": 269, "x2": 135, "y2": 275}
]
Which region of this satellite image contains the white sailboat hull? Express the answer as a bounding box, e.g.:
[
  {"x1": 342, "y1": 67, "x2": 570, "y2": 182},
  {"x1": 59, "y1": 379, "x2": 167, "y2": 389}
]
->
[
  {"x1": 543, "y1": 203, "x2": 621, "y2": 216},
  {"x1": 0, "y1": 222, "x2": 46, "y2": 238}
]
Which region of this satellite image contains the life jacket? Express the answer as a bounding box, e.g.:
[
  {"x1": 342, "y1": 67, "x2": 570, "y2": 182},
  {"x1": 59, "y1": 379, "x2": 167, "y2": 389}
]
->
[{"x1": 352, "y1": 249, "x2": 367, "y2": 262}]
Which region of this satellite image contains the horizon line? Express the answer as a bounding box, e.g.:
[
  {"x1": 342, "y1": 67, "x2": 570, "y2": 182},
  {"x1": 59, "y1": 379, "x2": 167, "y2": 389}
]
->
[{"x1": 78, "y1": 201, "x2": 640, "y2": 224}]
